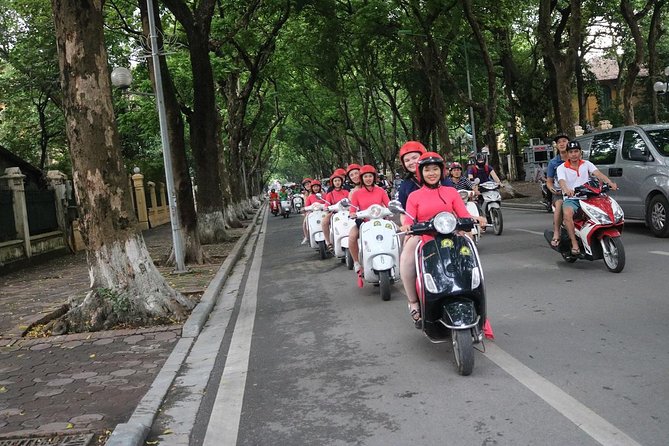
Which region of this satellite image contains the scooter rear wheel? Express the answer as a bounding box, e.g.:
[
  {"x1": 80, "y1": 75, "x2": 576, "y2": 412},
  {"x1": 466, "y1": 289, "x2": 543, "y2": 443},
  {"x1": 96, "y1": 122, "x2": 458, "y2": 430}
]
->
[{"x1": 452, "y1": 329, "x2": 474, "y2": 376}]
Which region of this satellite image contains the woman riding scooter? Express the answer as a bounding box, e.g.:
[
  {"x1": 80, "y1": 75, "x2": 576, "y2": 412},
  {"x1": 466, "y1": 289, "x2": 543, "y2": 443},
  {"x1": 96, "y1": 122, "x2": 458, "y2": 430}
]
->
[
  {"x1": 349, "y1": 165, "x2": 390, "y2": 279},
  {"x1": 322, "y1": 169, "x2": 350, "y2": 253},
  {"x1": 399, "y1": 152, "x2": 487, "y2": 326}
]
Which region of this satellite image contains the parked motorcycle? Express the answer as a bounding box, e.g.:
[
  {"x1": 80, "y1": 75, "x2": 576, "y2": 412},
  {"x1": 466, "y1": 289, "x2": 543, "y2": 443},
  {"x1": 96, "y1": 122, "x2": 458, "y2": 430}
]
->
[
  {"x1": 280, "y1": 199, "x2": 291, "y2": 218},
  {"x1": 328, "y1": 199, "x2": 353, "y2": 265},
  {"x1": 304, "y1": 203, "x2": 329, "y2": 259},
  {"x1": 543, "y1": 180, "x2": 625, "y2": 273},
  {"x1": 479, "y1": 181, "x2": 503, "y2": 235},
  {"x1": 390, "y1": 201, "x2": 491, "y2": 376},
  {"x1": 355, "y1": 204, "x2": 400, "y2": 301},
  {"x1": 269, "y1": 199, "x2": 280, "y2": 217},
  {"x1": 540, "y1": 179, "x2": 553, "y2": 213}
]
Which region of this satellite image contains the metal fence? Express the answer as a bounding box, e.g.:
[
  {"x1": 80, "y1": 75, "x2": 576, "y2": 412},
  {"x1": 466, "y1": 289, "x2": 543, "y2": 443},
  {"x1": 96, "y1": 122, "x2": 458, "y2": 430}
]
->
[
  {"x1": 0, "y1": 190, "x2": 15, "y2": 242},
  {"x1": 25, "y1": 189, "x2": 59, "y2": 235}
]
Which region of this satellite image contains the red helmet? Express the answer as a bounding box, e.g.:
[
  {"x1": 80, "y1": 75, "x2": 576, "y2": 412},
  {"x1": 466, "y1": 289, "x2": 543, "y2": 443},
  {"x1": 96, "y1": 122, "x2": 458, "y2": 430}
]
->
[
  {"x1": 302, "y1": 177, "x2": 312, "y2": 185},
  {"x1": 399, "y1": 141, "x2": 427, "y2": 162},
  {"x1": 449, "y1": 162, "x2": 463, "y2": 170},
  {"x1": 360, "y1": 164, "x2": 378, "y2": 175},
  {"x1": 415, "y1": 151, "x2": 446, "y2": 184},
  {"x1": 359, "y1": 165, "x2": 378, "y2": 185},
  {"x1": 310, "y1": 179, "x2": 322, "y2": 188},
  {"x1": 330, "y1": 168, "x2": 347, "y2": 183},
  {"x1": 346, "y1": 163, "x2": 361, "y2": 174}
]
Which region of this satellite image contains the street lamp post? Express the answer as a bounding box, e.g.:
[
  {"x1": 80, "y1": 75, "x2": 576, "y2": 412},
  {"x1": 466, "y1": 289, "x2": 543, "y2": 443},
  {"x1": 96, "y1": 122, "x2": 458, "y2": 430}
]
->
[
  {"x1": 653, "y1": 66, "x2": 669, "y2": 95},
  {"x1": 111, "y1": 0, "x2": 186, "y2": 273}
]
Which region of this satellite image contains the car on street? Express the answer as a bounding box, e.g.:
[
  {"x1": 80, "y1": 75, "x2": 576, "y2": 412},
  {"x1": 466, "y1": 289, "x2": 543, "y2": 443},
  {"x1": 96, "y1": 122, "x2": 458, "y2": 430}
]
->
[{"x1": 575, "y1": 124, "x2": 669, "y2": 237}]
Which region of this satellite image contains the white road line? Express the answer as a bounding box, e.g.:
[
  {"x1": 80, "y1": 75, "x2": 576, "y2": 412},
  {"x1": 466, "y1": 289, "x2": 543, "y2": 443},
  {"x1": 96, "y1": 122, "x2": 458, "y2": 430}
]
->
[
  {"x1": 513, "y1": 228, "x2": 545, "y2": 236},
  {"x1": 650, "y1": 250, "x2": 669, "y2": 256},
  {"x1": 485, "y1": 343, "x2": 642, "y2": 446},
  {"x1": 202, "y1": 210, "x2": 268, "y2": 446}
]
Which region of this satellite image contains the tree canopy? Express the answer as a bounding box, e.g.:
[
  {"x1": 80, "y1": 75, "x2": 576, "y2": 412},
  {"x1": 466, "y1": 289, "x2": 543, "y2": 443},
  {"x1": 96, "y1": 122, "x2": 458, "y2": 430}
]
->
[{"x1": 1, "y1": 0, "x2": 668, "y2": 185}]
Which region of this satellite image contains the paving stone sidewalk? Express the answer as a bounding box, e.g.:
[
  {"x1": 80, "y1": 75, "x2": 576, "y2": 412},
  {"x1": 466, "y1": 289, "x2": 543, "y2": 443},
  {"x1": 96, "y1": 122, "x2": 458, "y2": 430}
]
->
[{"x1": 0, "y1": 223, "x2": 245, "y2": 443}]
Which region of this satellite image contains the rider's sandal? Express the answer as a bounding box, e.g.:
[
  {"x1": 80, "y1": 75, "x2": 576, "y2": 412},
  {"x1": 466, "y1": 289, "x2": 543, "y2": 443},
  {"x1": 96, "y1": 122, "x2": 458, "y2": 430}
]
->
[
  {"x1": 570, "y1": 247, "x2": 581, "y2": 256},
  {"x1": 550, "y1": 238, "x2": 560, "y2": 248},
  {"x1": 408, "y1": 303, "x2": 422, "y2": 329}
]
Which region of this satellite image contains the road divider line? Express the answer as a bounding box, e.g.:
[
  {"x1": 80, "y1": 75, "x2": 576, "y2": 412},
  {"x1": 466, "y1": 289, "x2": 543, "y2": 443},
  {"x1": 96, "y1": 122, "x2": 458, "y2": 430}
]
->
[
  {"x1": 485, "y1": 343, "x2": 641, "y2": 446},
  {"x1": 202, "y1": 210, "x2": 268, "y2": 446},
  {"x1": 513, "y1": 228, "x2": 545, "y2": 236},
  {"x1": 650, "y1": 250, "x2": 669, "y2": 256}
]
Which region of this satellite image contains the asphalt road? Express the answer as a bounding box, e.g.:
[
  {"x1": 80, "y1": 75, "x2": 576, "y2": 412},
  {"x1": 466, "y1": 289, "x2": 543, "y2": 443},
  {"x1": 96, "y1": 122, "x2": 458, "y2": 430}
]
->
[{"x1": 188, "y1": 207, "x2": 669, "y2": 446}]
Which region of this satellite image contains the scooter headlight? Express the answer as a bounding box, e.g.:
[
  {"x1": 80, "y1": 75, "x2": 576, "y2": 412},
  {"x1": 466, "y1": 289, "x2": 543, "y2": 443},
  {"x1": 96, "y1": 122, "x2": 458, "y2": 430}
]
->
[
  {"x1": 580, "y1": 201, "x2": 612, "y2": 225},
  {"x1": 611, "y1": 199, "x2": 624, "y2": 223},
  {"x1": 368, "y1": 204, "x2": 384, "y2": 219},
  {"x1": 433, "y1": 212, "x2": 457, "y2": 234},
  {"x1": 458, "y1": 190, "x2": 469, "y2": 201}
]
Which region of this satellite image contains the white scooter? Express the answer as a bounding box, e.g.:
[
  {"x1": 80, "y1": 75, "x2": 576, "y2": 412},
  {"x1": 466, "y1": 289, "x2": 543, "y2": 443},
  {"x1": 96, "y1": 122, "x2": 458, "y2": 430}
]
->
[
  {"x1": 304, "y1": 203, "x2": 329, "y2": 259},
  {"x1": 328, "y1": 199, "x2": 353, "y2": 265},
  {"x1": 280, "y1": 199, "x2": 291, "y2": 218},
  {"x1": 292, "y1": 195, "x2": 304, "y2": 214},
  {"x1": 479, "y1": 181, "x2": 503, "y2": 235},
  {"x1": 355, "y1": 204, "x2": 400, "y2": 301},
  {"x1": 458, "y1": 189, "x2": 482, "y2": 244}
]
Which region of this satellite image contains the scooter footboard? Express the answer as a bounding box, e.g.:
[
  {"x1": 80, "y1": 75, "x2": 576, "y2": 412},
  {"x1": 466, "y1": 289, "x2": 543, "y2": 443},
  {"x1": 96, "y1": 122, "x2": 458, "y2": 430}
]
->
[{"x1": 441, "y1": 300, "x2": 479, "y2": 329}]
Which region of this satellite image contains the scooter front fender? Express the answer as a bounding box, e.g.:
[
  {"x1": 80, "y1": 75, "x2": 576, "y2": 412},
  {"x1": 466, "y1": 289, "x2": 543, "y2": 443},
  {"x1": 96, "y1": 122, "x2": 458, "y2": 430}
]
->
[
  {"x1": 442, "y1": 300, "x2": 479, "y2": 329},
  {"x1": 372, "y1": 254, "x2": 394, "y2": 271},
  {"x1": 314, "y1": 231, "x2": 325, "y2": 242}
]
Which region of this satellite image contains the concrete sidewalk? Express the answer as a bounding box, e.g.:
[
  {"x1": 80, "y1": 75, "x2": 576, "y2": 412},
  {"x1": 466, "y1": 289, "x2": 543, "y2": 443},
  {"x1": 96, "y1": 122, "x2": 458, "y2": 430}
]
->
[{"x1": 0, "y1": 212, "x2": 259, "y2": 444}]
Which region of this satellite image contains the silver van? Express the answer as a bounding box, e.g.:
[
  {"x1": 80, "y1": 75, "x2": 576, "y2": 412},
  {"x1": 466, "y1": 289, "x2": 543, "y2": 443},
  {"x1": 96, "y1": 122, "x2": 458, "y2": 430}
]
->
[{"x1": 575, "y1": 124, "x2": 669, "y2": 237}]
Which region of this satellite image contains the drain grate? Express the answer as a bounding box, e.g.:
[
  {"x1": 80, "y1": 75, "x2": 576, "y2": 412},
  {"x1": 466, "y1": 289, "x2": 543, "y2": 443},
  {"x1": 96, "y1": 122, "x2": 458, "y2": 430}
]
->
[{"x1": 0, "y1": 433, "x2": 94, "y2": 446}]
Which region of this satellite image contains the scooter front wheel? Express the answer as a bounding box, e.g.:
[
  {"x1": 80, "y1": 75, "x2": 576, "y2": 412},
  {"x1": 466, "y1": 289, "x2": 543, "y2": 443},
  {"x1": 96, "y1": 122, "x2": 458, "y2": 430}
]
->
[
  {"x1": 379, "y1": 270, "x2": 391, "y2": 301},
  {"x1": 318, "y1": 241, "x2": 327, "y2": 260},
  {"x1": 345, "y1": 249, "x2": 354, "y2": 270},
  {"x1": 490, "y1": 207, "x2": 503, "y2": 235},
  {"x1": 452, "y1": 329, "x2": 474, "y2": 376},
  {"x1": 601, "y1": 236, "x2": 625, "y2": 273}
]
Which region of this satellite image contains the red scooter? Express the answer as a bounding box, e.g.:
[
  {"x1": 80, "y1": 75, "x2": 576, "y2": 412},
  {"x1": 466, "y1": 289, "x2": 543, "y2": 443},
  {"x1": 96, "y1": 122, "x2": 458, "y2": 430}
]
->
[
  {"x1": 269, "y1": 199, "x2": 280, "y2": 216},
  {"x1": 544, "y1": 179, "x2": 625, "y2": 273}
]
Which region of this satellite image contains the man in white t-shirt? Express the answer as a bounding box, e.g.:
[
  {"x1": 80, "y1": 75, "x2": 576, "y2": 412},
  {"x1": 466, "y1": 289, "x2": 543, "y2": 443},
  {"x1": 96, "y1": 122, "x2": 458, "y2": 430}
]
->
[{"x1": 556, "y1": 141, "x2": 618, "y2": 255}]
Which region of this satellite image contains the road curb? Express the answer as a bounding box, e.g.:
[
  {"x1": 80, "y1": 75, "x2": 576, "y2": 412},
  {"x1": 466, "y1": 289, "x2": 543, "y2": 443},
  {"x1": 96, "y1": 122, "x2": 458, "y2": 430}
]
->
[{"x1": 105, "y1": 202, "x2": 265, "y2": 446}]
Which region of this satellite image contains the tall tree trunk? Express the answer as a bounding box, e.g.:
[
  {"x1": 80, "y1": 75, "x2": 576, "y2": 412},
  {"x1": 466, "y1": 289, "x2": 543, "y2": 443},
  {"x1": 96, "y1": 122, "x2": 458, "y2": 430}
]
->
[
  {"x1": 51, "y1": 0, "x2": 192, "y2": 332},
  {"x1": 538, "y1": 0, "x2": 582, "y2": 136},
  {"x1": 162, "y1": 0, "x2": 228, "y2": 244},
  {"x1": 620, "y1": 0, "x2": 650, "y2": 125},
  {"x1": 139, "y1": 0, "x2": 208, "y2": 264}
]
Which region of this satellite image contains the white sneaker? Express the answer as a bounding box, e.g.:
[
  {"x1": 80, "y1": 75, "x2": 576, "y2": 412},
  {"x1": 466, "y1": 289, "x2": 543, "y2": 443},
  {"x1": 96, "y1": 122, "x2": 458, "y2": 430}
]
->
[
  {"x1": 301, "y1": 237, "x2": 308, "y2": 245},
  {"x1": 354, "y1": 262, "x2": 361, "y2": 273}
]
